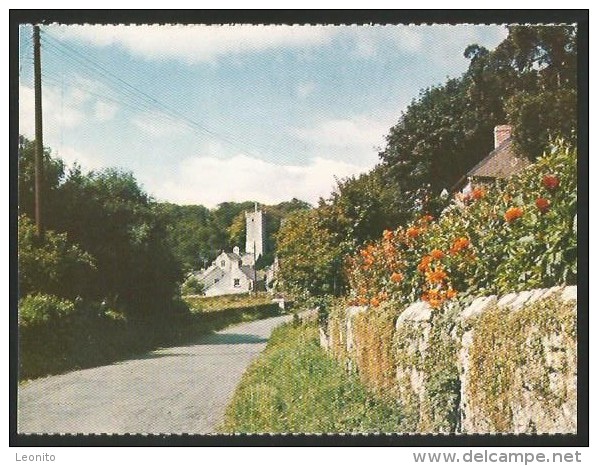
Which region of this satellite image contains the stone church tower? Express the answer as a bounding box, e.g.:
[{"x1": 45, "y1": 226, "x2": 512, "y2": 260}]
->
[{"x1": 245, "y1": 203, "x2": 265, "y2": 258}]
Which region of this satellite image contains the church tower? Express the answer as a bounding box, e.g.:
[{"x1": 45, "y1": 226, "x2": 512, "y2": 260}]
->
[{"x1": 245, "y1": 203, "x2": 265, "y2": 258}]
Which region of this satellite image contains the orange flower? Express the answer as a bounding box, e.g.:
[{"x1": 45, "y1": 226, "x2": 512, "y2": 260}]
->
[
  {"x1": 450, "y1": 236, "x2": 470, "y2": 254},
  {"x1": 358, "y1": 296, "x2": 369, "y2": 306},
  {"x1": 426, "y1": 267, "x2": 448, "y2": 284},
  {"x1": 391, "y1": 271, "x2": 404, "y2": 283},
  {"x1": 446, "y1": 288, "x2": 457, "y2": 299},
  {"x1": 536, "y1": 197, "x2": 550, "y2": 213},
  {"x1": 370, "y1": 297, "x2": 380, "y2": 307},
  {"x1": 430, "y1": 249, "x2": 444, "y2": 260},
  {"x1": 383, "y1": 229, "x2": 394, "y2": 241},
  {"x1": 423, "y1": 289, "x2": 443, "y2": 308},
  {"x1": 542, "y1": 174, "x2": 560, "y2": 191},
  {"x1": 472, "y1": 187, "x2": 485, "y2": 200},
  {"x1": 406, "y1": 226, "x2": 420, "y2": 238},
  {"x1": 504, "y1": 206, "x2": 524, "y2": 223},
  {"x1": 421, "y1": 214, "x2": 434, "y2": 223},
  {"x1": 418, "y1": 255, "x2": 432, "y2": 272}
]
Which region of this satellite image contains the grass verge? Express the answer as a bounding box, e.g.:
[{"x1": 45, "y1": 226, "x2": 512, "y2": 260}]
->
[
  {"x1": 221, "y1": 319, "x2": 406, "y2": 433},
  {"x1": 184, "y1": 292, "x2": 274, "y2": 313}
]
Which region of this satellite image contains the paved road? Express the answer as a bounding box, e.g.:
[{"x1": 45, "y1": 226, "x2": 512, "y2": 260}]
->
[{"x1": 18, "y1": 314, "x2": 293, "y2": 434}]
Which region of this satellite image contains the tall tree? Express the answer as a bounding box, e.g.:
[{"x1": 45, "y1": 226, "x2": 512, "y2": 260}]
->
[
  {"x1": 379, "y1": 25, "x2": 577, "y2": 219},
  {"x1": 276, "y1": 209, "x2": 343, "y2": 297}
]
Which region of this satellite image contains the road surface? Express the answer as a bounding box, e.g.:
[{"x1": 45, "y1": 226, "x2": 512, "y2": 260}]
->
[{"x1": 18, "y1": 314, "x2": 293, "y2": 434}]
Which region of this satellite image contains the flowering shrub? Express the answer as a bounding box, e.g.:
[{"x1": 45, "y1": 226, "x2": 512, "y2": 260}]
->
[{"x1": 347, "y1": 141, "x2": 577, "y2": 310}]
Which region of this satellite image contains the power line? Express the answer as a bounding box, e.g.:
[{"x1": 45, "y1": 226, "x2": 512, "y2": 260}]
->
[{"x1": 40, "y1": 28, "x2": 277, "y2": 159}]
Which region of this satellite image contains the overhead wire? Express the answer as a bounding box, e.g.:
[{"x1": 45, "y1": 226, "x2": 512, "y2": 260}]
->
[{"x1": 39, "y1": 28, "x2": 278, "y2": 159}]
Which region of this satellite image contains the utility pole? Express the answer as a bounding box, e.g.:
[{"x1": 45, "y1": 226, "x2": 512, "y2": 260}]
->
[{"x1": 33, "y1": 25, "x2": 44, "y2": 238}]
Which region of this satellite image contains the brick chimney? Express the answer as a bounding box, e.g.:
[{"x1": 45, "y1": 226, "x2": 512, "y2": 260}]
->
[{"x1": 494, "y1": 125, "x2": 512, "y2": 149}]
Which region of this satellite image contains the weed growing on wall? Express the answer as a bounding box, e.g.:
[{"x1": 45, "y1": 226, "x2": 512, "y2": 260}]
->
[
  {"x1": 467, "y1": 297, "x2": 576, "y2": 432},
  {"x1": 419, "y1": 305, "x2": 461, "y2": 433},
  {"x1": 351, "y1": 305, "x2": 398, "y2": 395}
]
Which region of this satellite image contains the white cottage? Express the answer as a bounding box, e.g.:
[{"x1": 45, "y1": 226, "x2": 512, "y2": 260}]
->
[
  {"x1": 199, "y1": 247, "x2": 256, "y2": 296},
  {"x1": 197, "y1": 204, "x2": 266, "y2": 297}
]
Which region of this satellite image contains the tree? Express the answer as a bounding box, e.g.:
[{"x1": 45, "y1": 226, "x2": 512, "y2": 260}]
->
[
  {"x1": 18, "y1": 135, "x2": 65, "y2": 220},
  {"x1": 319, "y1": 166, "x2": 410, "y2": 249},
  {"x1": 156, "y1": 203, "x2": 213, "y2": 271},
  {"x1": 18, "y1": 138, "x2": 183, "y2": 320},
  {"x1": 18, "y1": 214, "x2": 95, "y2": 299},
  {"x1": 379, "y1": 25, "x2": 577, "y2": 220},
  {"x1": 276, "y1": 209, "x2": 344, "y2": 297}
]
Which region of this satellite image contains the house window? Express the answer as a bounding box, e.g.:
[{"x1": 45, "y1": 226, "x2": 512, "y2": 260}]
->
[
  {"x1": 233, "y1": 278, "x2": 240, "y2": 287},
  {"x1": 220, "y1": 260, "x2": 226, "y2": 267},
  {"x1": 214, "y1": 278, "x2": 219, "y2": 284}
]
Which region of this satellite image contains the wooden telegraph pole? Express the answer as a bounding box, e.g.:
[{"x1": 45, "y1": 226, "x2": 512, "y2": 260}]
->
[{"x1": 33, "y1": 25, "x2": 44, "y2": 238}]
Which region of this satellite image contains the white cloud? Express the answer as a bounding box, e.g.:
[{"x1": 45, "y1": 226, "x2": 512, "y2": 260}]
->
[
  {"x1": 143, "y1": 154, "x2": 371, "y2": 207},
  {"x1": 291, "y1": 114, "x2": 393, "y2": 156},
  {"x1": 131, "y1": 111, "x2": 190, "y2": 137},
  {"x1": 18, "y1": 84, "x2": 35, "y2": 137},
  {"x1": 19, "y1": 80, "x2": 120, "y2": 140},
  {"x1": 94, "y1": 100, "x2": 118, "y2": 121},
  {"x1": 345, "y1": 24, "x2": 507, "y2": 62},
  {"x1": 350, "y1": 25, "x2": 423, "y2": 58},
  {"x1": 51, "y1": 24, "x2": 338, "y2": 64},
  {"x1": 418, "y1": 25, "x2": 509, "y2": 66},
  {"x1": 56, "y1": 145, "x2": 106, "y2": 172},
  {"x1": 296, "y1": 82, "x2": 315, "y2": 99},
  {"x1": 19, "y1": 83, "x2": 85, "y2": 139}
]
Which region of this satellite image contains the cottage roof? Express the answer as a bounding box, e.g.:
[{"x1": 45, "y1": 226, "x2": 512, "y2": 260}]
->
[
  {"x1": 225, "y1": 252, "x2": 242, "y2": 261},
  {"x1": 239, "y1": 265, "x2": 255, "y2": 280},
  {"x1": 466, "y1": 138, "x2": 531, "y2": 180}
]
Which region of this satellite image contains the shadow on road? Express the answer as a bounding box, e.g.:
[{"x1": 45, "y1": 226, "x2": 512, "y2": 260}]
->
[{"x1": 195, "y1": 333, "x2": 269, "y2": 345}]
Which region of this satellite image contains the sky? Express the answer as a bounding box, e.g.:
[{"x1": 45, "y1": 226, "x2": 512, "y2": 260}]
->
[{"x1": 19, "y1": 24, "x2": 508, "y2": 208}]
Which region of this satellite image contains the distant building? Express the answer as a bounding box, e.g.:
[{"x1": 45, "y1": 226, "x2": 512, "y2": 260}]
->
[
  {"x1": 245, "y1": 205, "x2": 265, "y2": 258},
  {"x1": 466, "y1": 125, "x2": 531, "y2": 184},
  {"x1": 196, "y1": 204, "x2": 265, "y2": 297},
  {"x1": 453, "y1": 125, "x2": 531, "y2": 201}
]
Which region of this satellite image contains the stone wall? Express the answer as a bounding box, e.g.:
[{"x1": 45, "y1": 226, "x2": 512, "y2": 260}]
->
[{"x1": 321, "y1": 286, "x2": 577, "y2": 434}]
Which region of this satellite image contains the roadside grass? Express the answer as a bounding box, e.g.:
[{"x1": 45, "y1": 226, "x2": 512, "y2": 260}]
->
[
  {"x1": 221, "y1": 320, "x2": 406, "y2": 433},
  {"x1": 184, "y1": 292, "x2": 274, "y2": 313}
]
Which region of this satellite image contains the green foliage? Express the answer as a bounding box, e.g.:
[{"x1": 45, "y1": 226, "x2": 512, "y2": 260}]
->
[
  {"x1": 18, "y1": 215, "x2": 95, "y2": 299},
  {"x1": 319, "y1": 167, "x2": 408, "y2": 249},
  {"x1": 156, "y1": 199, "x2": 310, "y2": 273},
  {"x1": 419, "y1": 306, "x2": 461, "y2": 433},
  {"x1": 18, "y1": 293, "x2": 75, "y2": 328},
  {"x1": 18, "y1": 140, "x2": 183, "y2": 320},
  {"x1": 505, "y1": 88, "x2": 577, "y2": 160},
  {"x1": 155, "y1": 203, "x2": 214, "y2": 271},
  {"x1": 228, "y1": 198, "x2": 312, "y2": 269},
  {"x1": 379, "y1": 25, "x2": 577, "y2": 217},
  {"x1": 18, "y1": 136, "x2": 66, "y2": 219},
  {"x1": 468, "y1": 296, "x2": 577, "y2": 432},
  {"x1": 180, "y1": 275, "x2": 205, "y2": 296},
  {"x1": 276, "y1": 209, "x2": 344, "y2": 297},
  {"x1": 221, "y1": 321, "x2": 406, "y2": 433},
  {"x1": 347, "y1": 141, "x2": 577, "y2": 308},
  {"x1": 278, "y1": 27, "x2": 577, "y2": 301}
]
